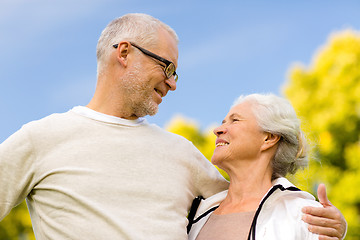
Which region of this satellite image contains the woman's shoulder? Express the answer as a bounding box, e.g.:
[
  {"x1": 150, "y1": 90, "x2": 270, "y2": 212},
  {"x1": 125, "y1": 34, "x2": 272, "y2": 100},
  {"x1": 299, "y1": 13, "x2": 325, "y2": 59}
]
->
[
  {"x1": 270, "y1": 178, "x2": 322, "y2": 207},
  {"x1": 260, "y1": 178, "x2": 323, "y2": 220},
  {"x1": 256, "y1": 179, "x2": 321, "y2": 239}
]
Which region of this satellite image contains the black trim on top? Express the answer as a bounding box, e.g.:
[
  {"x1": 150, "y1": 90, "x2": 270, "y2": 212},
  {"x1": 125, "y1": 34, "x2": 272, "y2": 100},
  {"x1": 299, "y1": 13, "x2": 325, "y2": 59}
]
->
[
  {"x1": 187, "y1": 196, "x2": 204, "y2": 234},
  {"x1": 193, "y1": 206, "x2": 219, "y2": 224},
  {"x1": 247, "y1": 184, "x2": 301, "y2": 240},
  {"x1": 187, "y1": 196, "x2": 220, "y2": 234}
]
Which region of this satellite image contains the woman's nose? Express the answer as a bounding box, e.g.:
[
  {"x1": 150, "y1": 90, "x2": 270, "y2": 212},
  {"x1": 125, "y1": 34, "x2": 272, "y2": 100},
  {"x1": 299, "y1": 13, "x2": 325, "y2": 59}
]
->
[{"x1": 213, "y1": 126, "x2": 226, "y2": 137}]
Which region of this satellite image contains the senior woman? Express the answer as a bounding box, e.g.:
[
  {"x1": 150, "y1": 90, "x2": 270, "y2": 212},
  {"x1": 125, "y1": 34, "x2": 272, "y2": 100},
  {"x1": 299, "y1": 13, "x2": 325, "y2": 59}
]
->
[{"x1": 188, "y1": 93, "x2": 345, "y2": 240}]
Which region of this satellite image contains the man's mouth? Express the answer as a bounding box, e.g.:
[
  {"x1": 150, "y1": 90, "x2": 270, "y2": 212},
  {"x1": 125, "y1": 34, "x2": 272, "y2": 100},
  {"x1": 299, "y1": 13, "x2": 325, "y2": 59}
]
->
[{"x1": 155, "y1": 88, "x2": 164, "y2": 97}]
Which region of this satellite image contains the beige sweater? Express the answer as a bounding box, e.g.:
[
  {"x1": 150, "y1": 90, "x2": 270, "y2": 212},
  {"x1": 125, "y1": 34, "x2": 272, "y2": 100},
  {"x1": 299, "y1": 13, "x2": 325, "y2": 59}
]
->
[{"x1": 0, "y1": 106, "x2": 228, "y2": 240}]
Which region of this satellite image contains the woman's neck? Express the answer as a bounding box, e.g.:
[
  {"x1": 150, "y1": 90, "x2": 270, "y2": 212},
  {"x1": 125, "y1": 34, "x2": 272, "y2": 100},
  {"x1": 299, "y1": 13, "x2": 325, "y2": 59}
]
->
[{"x1": 214, "y1": 161, "x2": 273, "y2": 215}]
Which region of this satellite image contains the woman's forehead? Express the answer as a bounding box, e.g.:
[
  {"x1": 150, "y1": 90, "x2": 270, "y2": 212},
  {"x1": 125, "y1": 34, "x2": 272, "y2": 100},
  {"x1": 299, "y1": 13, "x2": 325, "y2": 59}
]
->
[{"x1": 229, "y1": 101, "x2": 253, "y2": 115}]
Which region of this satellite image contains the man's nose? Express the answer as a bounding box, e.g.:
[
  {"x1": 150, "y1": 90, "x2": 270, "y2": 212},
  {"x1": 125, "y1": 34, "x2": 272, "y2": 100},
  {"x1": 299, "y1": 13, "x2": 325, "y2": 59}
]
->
[{"x1": 165, "y1": 76, "x2": 177, "y2": 91}]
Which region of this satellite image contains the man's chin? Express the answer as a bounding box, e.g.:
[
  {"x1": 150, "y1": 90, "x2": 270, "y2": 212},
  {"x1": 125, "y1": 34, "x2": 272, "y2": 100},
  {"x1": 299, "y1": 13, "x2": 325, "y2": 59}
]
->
[
  {"x1": 136, "y1": 104, "x2": 158, "y2": 117},
  {"x1": 147, "y1": 107, "x2": 159, "y2": 116}
]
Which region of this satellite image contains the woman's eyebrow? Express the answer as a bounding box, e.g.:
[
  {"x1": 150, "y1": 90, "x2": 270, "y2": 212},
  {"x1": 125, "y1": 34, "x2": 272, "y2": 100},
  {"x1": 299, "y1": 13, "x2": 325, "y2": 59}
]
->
[
  {"x1": 222, "y1": 113, "x2": 245, "y2": 124},
  {"x1": 230, "y1": 113, "x2": 246, "y2": 120}
]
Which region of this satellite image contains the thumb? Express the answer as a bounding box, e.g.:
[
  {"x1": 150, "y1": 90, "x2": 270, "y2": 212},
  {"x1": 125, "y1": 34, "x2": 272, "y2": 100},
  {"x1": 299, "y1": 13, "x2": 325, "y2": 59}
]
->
[{"x1": 317, "y1": 183, "x2": 331, "y2": 207}]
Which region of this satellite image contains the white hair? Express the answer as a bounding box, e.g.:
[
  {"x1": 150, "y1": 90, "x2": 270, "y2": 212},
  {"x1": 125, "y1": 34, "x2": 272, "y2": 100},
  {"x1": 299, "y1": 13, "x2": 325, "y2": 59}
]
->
[
  {"x1": 96, "y1": 13, "x2": 179, "y2": 76},
  {"x1": 232, "y1": 93, "x2": 308, "y2": 179}
]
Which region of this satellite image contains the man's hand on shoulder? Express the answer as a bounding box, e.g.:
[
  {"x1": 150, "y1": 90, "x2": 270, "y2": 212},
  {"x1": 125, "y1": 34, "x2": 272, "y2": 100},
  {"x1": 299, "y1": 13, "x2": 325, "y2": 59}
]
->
[{"x1": 301, "y1": 184, "x2": 346, "y2": 240}]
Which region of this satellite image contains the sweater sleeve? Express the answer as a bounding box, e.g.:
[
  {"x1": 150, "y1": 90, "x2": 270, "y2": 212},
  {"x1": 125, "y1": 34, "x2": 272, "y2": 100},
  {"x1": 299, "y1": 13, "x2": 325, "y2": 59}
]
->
[
  {"x1": 0, "y1": 126, "x2": 37, "y2": 221},
  {"x1": 191, "y1": 144, "x2": 229, "y2": 198}
]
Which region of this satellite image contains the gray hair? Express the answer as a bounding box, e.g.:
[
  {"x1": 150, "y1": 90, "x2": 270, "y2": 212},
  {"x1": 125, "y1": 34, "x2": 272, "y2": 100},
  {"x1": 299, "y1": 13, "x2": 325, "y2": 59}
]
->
[
  {"x1": 96, "y1": 13, "x2": 179, "y2": 76},
  {"x1": 232, "y1": 93, "x2": 308, "y2": 180}
]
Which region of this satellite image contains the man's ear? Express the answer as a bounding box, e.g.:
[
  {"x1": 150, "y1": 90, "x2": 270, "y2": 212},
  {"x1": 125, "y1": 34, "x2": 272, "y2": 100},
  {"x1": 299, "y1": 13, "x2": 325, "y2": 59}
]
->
[
  {"x1": 115, "y1": 41, "x2": 131, "y2": 67},
  {"x1": 261, "y1": 133, "x2": 281, "y2": 151}
]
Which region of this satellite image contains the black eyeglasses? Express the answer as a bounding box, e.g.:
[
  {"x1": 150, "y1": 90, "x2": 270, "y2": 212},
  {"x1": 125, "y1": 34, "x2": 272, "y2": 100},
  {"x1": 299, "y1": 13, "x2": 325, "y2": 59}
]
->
[{"x1": 113, "y1": 42, "x2": 178, "y2": 82}]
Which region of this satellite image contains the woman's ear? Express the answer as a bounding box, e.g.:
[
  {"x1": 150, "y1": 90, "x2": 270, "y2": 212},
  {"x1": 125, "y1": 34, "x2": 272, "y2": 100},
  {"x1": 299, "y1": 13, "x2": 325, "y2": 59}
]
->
[
  {"x1": 115, "y1": 41, "x2": 131, "y2": 67},
  {"x1": 261, "y1": 133, "x2": 281, "y2": 151}
]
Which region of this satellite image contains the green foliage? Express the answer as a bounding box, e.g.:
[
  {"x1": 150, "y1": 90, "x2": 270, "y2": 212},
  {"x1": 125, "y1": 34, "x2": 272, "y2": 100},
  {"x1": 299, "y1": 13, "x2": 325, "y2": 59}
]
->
[
  {"x1": 283, "y1": 29, "x2": 360, "y2": 238},
  {"x1": 166, "y1": 115, "x2": 229, "y2": 180},
  {"x1": 0, "y1": 201, "x2": 35, "y2": 240}
]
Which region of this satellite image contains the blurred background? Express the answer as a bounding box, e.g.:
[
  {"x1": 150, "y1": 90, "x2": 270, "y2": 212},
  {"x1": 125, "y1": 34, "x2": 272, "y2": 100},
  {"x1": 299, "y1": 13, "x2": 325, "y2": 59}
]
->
[{"x1": 1, "y1": 0, "x2": 360, "y2": 239}]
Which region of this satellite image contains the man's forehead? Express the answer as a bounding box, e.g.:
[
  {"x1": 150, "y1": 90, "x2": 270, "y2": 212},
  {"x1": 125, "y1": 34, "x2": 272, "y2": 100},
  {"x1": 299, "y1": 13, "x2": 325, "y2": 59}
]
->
[{"x1": 157, "y1": 28, "x2": 178, "y2": 56}]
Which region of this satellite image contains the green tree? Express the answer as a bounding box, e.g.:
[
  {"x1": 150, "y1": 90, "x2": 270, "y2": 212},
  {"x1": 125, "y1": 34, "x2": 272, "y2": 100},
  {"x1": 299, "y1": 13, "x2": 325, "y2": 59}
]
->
[
  {"x1": 0, "y1": 201, "x2": 35, "y2": 240},
  {"x1": 283, "y1": 29, "x2": 360, "y2": 239},
  {"x1": 166, "y1": 115, "x2": 229, "y2": 180}
]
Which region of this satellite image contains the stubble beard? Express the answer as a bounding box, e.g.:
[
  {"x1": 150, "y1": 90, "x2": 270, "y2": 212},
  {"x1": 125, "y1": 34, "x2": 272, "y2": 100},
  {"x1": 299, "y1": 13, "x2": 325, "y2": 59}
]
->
[{"x1": 121, "y1": 63, "x2": 159, "y2": 118}]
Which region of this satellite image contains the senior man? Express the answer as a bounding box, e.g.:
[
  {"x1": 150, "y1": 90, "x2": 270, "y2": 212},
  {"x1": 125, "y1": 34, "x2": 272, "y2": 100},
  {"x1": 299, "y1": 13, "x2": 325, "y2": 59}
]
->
[{"x1": 0, "y1": 13, "x2": 346, "y2": 239}]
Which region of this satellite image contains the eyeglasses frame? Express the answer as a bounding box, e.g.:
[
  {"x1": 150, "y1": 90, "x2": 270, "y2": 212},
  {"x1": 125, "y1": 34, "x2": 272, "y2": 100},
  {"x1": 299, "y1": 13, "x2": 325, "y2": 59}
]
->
[{"x1": 112, "y1": 42, "x2": 178, "y2": 82}]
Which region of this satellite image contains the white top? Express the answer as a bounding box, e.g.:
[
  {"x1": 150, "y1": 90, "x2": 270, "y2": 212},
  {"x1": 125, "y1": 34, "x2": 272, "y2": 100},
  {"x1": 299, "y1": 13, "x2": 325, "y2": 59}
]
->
[
  {"x1": 188, "y1": 178, "x2": 323, "y2": 240},
  {"x1": 0, "y1": 106, "x2": 229, "y2": 240}
]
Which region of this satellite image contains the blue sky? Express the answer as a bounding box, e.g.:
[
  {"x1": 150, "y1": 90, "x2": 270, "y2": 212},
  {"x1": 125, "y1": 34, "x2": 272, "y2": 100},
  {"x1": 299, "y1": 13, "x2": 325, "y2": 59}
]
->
[{"x1": 1, "y1": 0, "x2": 359, "y2": 142}]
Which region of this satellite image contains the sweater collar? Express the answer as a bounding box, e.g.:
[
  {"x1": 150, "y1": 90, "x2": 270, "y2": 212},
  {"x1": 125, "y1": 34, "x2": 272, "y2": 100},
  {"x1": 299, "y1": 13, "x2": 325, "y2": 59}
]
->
[{"x1": 71, "y1": 106, "x2": 146, "y2": 126}]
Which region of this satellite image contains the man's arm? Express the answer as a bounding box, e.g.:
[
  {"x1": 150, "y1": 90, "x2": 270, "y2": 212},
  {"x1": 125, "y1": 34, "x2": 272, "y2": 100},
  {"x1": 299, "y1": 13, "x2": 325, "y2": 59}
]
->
[
  {"x1": 302, "y1": 184, "x2": 347, "y2": 240},
  {"x1": 0, "y1": 126, "x2": 37, "y2": 221}
]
